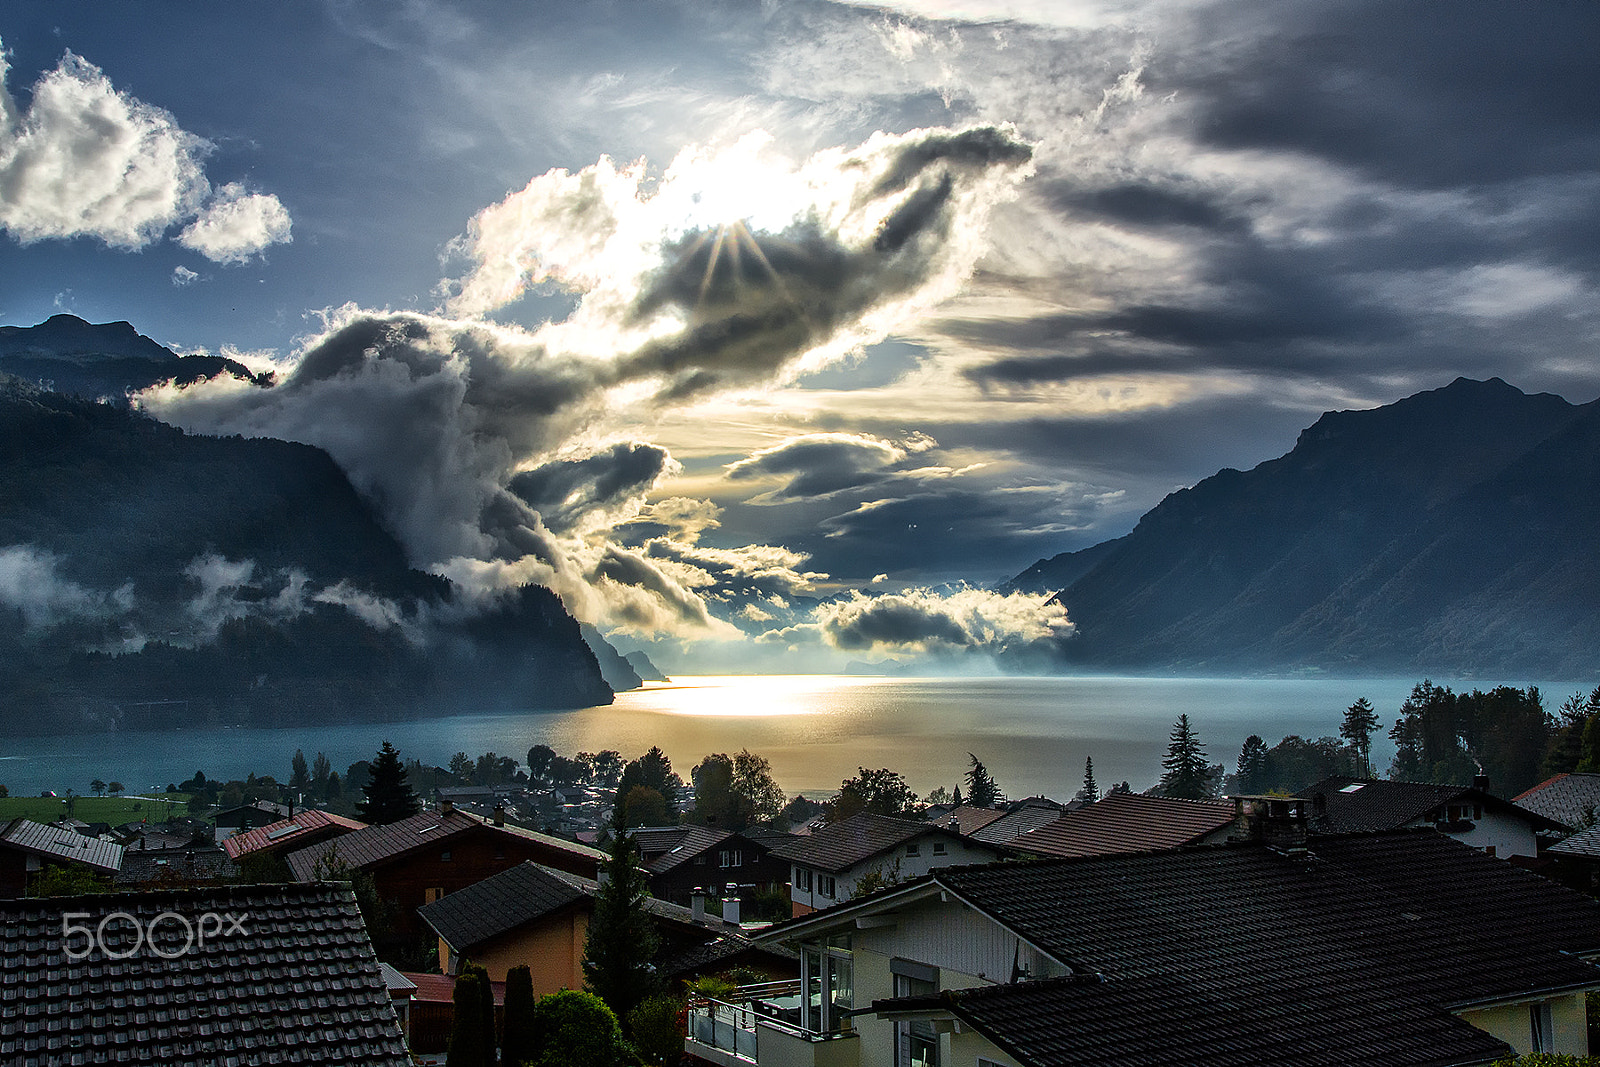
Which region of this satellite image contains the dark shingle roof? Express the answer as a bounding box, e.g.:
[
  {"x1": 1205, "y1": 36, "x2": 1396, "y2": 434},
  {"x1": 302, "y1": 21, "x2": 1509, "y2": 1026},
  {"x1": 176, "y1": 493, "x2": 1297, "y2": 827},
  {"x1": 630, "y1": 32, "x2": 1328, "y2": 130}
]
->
[
  {"x1": 909, "y1": 831, "x2": 1600, "y2": 1067},
  {"x1": 632, "y1": 825, "x2": 732, "y2": 874},
  {"x1": 768, "y1": 812, "x2": 951, "y2": 872},
  {"x1": 1008, "y1": 793, "x2": 1234, "y2": 859},
  {"x1": 1301, "y1": 776, "x2": 1567, "y2": 835},
  {"x1": 0, "y1": 883, "x2": 409, "y2": 1066},
  {"x1": 933, "y1": 805, "x2": 1008, "y2": 835},
  {"x1": 1515, "y1": 772, "x2": 1600, "y2": 829},
  {"x1": 970, "y1": 804, "x2": 1072, "y2": 845},
  {"x1": 114, "y1": 847, "x2": 239, "y2": 886},
  {"x1": 1551, "y1": 825, "x2": 1600, "y2": 858},
  {"x1": 1, "y1": 817, "x2": 124, "y2": 872}
]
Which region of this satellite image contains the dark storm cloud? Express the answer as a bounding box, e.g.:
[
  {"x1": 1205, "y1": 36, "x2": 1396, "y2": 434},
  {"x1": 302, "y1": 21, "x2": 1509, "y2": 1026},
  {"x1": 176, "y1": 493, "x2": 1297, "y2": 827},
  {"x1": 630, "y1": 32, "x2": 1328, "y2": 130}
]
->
[
  {"x1": 820, "y1": 596, "x2": 970, "y2": 650},
  {"x1": 508, "y1": 442, "x2": 673, "y2": 534},
  {"x1": 867, "y1": 126, "x2": 1038, "y2": 200},
  {"x1": 1167, "y1": 0, "x2": 1600, "y2": 190},
  {"x1": 1043, "y1": 179, "x2": 1245, "y2": 233}
]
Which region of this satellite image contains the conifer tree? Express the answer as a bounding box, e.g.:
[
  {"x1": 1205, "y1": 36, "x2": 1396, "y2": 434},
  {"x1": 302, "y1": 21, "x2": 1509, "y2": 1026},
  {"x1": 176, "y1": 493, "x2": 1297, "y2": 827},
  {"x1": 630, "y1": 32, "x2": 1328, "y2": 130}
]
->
[
  {"x1": 1236, "y1": 735, "x2": 1269, "y2": 794},
  {"x1": 446, "y1": 968, "x2": 495, "y2": 1067},
  {"x1": 356, "y1": 741, "x2": 422, "y2": 824},
  {"x1": 582, "y1": 820, "x2": 660, "y2": 1022},
  {"x1": 1076, "y1": 757, "x2": 1100, "y2": 804},
  {"x1": 964, "y1": 754, "x2": 1001, "y2": 809},
  {"x1": 1159, "y1": 715, "x2": 1213, "y2": 799},
  {"x1": 1340, "y1": 698, "x2": 1381, "y2": 776},
  {"x1": 502, "y1": 965, "x2": 538, "y2": 1067}
]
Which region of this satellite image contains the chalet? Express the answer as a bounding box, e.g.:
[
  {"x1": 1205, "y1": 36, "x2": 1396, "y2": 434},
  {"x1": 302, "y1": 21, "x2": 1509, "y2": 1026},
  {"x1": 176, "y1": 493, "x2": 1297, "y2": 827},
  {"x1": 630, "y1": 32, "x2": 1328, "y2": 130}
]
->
[
  {"x1": 687, "y1": 819, "x2": 1600, "y2": 1067},
  {"x1": 768, "y1": 813, "x2": 1008, "y2": 917},
  {"x1": 1514, "y1": 772, "x2": 1600, "y2": 829},
  {"x1": 223, "y1": 808, "x2": 367, "y2": 863},
  {"x1": 1008, "y1": 791, "x2": 1236, "y2": 858},
  {"x1": 0, "y1": 883, "x2": 410, "y2": 1065},
  {"x1": 417, "y1": 860, "x2": 795, "y2": 990},
  {"x1": 1300, "y1": 775, "x2": 1567, "y2": 859},
  {"x1": 283, "y1": 808, "x2": 604, "y2": 942},
  {"x1": 211, "y1": 800, "x2": 294, "y2": 837},
  {"x1": 0, "y1": 817, "x2": 124, "y2": 896},
  {"x1": 631, "y1": 824, "x2": 791, "y2": 906}
]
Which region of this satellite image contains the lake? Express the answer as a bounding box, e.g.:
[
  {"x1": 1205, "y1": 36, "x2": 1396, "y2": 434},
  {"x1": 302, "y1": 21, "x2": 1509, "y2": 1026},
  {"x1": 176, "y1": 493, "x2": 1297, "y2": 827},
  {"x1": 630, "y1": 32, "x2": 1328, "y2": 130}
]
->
[{"x1": 0, "y1": 674, "x2": 1580, "y2": 801}]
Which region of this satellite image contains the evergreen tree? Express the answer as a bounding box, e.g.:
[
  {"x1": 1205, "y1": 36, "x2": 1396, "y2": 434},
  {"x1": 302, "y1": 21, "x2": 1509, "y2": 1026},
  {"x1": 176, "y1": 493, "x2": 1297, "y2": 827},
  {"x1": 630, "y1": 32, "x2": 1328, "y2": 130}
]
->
[
  {"x1": 615, "y1": 747, "x2": 680, "y2": 820},
  {"x1": 446, "y1": 968, "x2": 495, "y2": 1067},
  {"x1": 1340, "y1": 698, "x2": 1381, "y2": 776},
  {"x1": 312, "y1": 752, "x2": 332, "y2": 793},
  {"x1": 582, "y1": 823, "x2": 660, "y2": 1022},
  {"x1": 952, "y1": 785, "x2": 963, "y2": 807},
  {"x1": 1076, "y1": 757, "x2": 1100, "y2": 804},
  {"x1": 290, "y1": 749, "x2": 310, "y2": 791},
  {"x1": 1236, "y1": 735, "x2": 1269, "y2": 794},
  {"x1": 502, "y1": 965, "x2": 539, "y2": 1067},
  {"x1": 964, "y1": 754, "x2": 1001, "y2": 809},
  {"x1": 1159, "y1": 715, "x2": 1212, "y2": 799},
  {"x1": 356, "y1": 741, "x2": 422, "y2": 824}
]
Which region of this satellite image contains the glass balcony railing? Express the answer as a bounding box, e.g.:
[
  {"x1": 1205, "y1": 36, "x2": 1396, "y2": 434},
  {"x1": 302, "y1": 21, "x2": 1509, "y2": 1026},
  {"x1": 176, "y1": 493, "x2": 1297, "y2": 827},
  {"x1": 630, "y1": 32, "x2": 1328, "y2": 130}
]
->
[{"x1": 685, "y1": 979, "x2": 858, "y2": 1064}]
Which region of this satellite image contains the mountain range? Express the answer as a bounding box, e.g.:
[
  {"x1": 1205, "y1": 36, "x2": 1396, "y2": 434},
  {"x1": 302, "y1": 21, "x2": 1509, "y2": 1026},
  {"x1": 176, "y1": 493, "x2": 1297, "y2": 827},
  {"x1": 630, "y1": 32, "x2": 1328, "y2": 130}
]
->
[{"x1": 1006, "y1": 376, "x2": 1600, "y2": 676}]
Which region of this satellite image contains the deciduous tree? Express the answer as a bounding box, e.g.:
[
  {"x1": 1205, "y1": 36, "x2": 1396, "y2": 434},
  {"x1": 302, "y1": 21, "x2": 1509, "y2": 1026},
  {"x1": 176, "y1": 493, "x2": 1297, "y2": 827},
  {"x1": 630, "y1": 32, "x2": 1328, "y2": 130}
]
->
[{"x1": 827, "y1": 767, "x2": 918, "y2": 821}]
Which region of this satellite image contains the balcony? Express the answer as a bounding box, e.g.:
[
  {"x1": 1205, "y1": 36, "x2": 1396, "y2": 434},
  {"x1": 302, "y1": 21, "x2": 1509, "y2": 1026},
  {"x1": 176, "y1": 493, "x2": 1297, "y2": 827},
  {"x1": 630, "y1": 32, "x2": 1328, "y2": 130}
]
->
[{"x1": 685, "y1": 980, "x2": 860, "y2": 1067}]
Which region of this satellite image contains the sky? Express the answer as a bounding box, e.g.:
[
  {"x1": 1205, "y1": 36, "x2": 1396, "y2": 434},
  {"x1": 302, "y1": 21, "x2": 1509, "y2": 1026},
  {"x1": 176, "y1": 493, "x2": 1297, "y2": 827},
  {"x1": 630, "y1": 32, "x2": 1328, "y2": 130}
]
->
[{"x1": 2, "y1": 0, "x2": 1598, "y2": 673}]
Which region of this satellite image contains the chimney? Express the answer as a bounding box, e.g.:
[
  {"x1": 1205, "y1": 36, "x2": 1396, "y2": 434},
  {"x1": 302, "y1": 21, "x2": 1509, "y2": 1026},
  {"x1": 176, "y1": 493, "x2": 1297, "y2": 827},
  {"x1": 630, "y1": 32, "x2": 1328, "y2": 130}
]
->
[
  {"x1": 492, "y1": 803, "x2": 506, "y2": 827},
  {"x1": 1472, "y1": 773, "x2": 1490, "y2": 793},
  {"x1": 440, "y1": 798, "x2": 454, "y2": 815},
  {"x1": 1232, "y1": 795, "x2": 1308, "y2": 853},
  {"x1": 691, "y1": 887, "x2": 707, "y2": 923},
  {"x1": 722, "y1": 883, "x2": 741, "y2": 927}
]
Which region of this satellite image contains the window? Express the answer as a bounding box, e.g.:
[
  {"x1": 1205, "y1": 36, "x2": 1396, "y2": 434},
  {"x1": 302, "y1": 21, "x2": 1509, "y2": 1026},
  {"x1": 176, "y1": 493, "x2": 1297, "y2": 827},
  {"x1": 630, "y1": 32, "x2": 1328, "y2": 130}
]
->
[
  {"x1": 818, "y1": 874, "x2": 836, "y2": 898},
  {"x1": 694, "y1": 855, "x2": 707, "y2": 865},
  {"x1": 932, "y1": 841, "x2": 947, "y2": 855},
  {"x1": 796, "y1": 867, "x2": 812, "y2": 892},
  {"x1": 440, "y1": 850, "x2": 452, "y2": 861},
  {"x1": 893, "y1": 964, "x2": 940, "y2": 1067},
  {"x1": 906, "y1": 842, "x2": 921, "y2": 857},
  {"x1": 1531, "y1": 1002, "x2": 1554, "y2": 1052},
  {"x1": 720, "y1": 849, "x2": 743, "y2": 868}
]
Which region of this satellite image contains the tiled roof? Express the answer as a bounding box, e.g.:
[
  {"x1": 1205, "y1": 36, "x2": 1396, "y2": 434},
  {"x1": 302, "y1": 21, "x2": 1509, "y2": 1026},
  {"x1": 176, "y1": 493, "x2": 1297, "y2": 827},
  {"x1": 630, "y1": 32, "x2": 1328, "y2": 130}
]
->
[
  {"x1": 0, "y1": 817, "x2": 124, "y2": 872},
  {"x1": 768, "y1": 812, "x2": 953, "y2": 873},
  {"x1": 224, "y1": 810, "x2": 367, "y2": 860},
  {"x1": 632, "y1": 825, "x2": 733, "y2": 874},
  {"x1": 891, "y1": 832, "x2": 1600, "y2": 1067},
  {"x1": 418, "y1": 860, "x2": 734, "y2": 954},
  {"x1": 114, "y1": 847, "x2": 239, "y2": 887},
  {"x1": 399, "y1": 971, "x2": 505, "y2": 1005},
  {"x1": 1551, "y1": 826, "x2": 1600, "y2": 858},
  {"x1": 934, "y1": 805, "x2": 1008, "y2": 835},
  {"x1": 0, "y1": 883, "x2": 410, "y2": 1066},
  {"x1": 1301, "y1": 776, "x2": 1568, "y2": 835},
  {"x1": 1008, "y1": 793, "x2": 1234, "y2": 859},
  {"x1": 283, "y1": 809, "x2": 602, "y2": 880},
  {"x1": 971, "y1": 805, "x2": 1072, "y2": 845},
  {"x1": 1514, "y1": 772, "x2": 1600, "y2": 829}
]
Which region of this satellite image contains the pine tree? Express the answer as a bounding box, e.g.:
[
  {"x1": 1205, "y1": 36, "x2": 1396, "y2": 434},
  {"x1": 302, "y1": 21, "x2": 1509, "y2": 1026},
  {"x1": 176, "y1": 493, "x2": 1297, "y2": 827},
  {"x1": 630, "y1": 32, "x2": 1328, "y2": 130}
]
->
[
  {"x1": 356, "y1": 741, "x2": 422, "y2": 825},
  {"x1": 1076, "y1": 757, "x2": 1100, "y2": 804},
  {"x1": 1340, "y1": 698, "x2": 1381, "y2": 776},
  {"x1": 290, "y1": 749, "x2": 310, "y2": 791},
  {"x1": 582, "y1": 823, "x2": 660, "y2": 1022},
  {"x1": 1159, "y1": 715, "x2": 1212, "y2": 799},
  {"x1": 446, "y1": 968, "x2": 494, "y2": 1067},
  {"x1": 965, "y1": 754, "x2": 1001, "y2": 809},
  {"x1": 1236, "y1": 735, "x2": 1269, "y2": 794}
]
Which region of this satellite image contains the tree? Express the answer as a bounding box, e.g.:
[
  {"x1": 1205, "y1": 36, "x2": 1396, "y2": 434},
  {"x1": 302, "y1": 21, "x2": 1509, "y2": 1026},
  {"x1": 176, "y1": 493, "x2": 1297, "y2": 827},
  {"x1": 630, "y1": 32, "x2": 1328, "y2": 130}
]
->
[
  {"x1": 923, "y1": 786, "x2": 953, "y2": 807},
  {"x1": 1543, "y1": 688, "x2": 1600, "y2": 777},
  {"x1": 616, "y1": 747, "x2": 680, "y2": 819},
  {"x1": 620, "y1": 785, "x2": 673, "y2": 828},
  {"x1": 731, "y1": 749, "x2": 786, "y2": 823},
  {"x1": 690, "y1": 753, "x2": 752, "y2": 830},
  {"x1": 475, "y1": 752, "x2": 516, "y2": 787},
  {"x1": 312, "y1": 752, "x2": 332, "y2": 792},
  {"x1": 528, "y1": 990, "x2": 634, "y2": 1067},
  {"x1": 589, "y1": 750, "x2": 625, "y2": 790},
  {"x1": 448, "y1": 751, "x2": 474, "y2": 783},
  {"x1": 627, "y1": 992, "x2": 686, "y2": 1067},
  {"x1": 1389, "y1": 680, "x2": 1474, "y2": 783},
  {"x1": 446, "y1": 966, "x2": 495, "y2": 1067},
  {"x1": 1158, "y1": 715, "x2": 1213, "y2": 799},
  {"x1": 583, "y1": 826, "x2": 660, "y2": 1022},
  {"x1": 827, "y1": 767, "x2": 918, "y2": 821},
  {"x1": 502, "y1": 965, "x2": 539, "y2": 1067},
  {"x1": 107, "y1": 782, "x2": 123, "y2": 795},
  {"x1": 1076, "y1": 757, "x2": 1100, "y2": 804},
  {"x1": 90, "y1": 779, "x2": 107, "y2": 797},
  {"x1": 290, "y1": 749, "x2": 310, "y2": 790},
  {"x1": 1340, "y1": 698, "x2": 1381, "y2": 776},
  {"x1": 965, "y1": 754, "x2": 1001, "y2": 809},
  {"x1": 357, "y1": 741, "x2": 422, "y2": 824},
  {"x1": 526, "y1": 744, "x2": 556, "y2": 785},
  {"x1": 1235, "y1": 735, "x2": 1269, "y2": 794}
]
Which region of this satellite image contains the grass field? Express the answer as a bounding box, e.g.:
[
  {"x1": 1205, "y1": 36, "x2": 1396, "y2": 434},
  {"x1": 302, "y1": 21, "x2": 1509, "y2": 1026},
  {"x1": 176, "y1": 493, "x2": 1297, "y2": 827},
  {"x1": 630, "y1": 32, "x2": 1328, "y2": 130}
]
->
[{"x1": 0, "y1": 793, "x2": 193, "y2": 826}]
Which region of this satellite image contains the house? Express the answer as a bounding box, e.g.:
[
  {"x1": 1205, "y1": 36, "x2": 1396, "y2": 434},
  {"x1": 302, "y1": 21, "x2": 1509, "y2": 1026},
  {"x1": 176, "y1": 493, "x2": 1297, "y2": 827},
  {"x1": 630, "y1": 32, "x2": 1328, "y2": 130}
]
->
[
  {"x1": 767, "y1": 812, "x2": 1009, "y2": 917},
  {"x1": 210, "y1": 800, "x2": 294, "y2": 837},
  {"x1": 687, "y1": 818, "x2": 1600, "y2": 1067},
  {"x1": 283, "y1": 807, "x2": 605, "y2": 944},
  {"x1": 631, "y1": 825, "x2": 791, "y2": 906},
  {"x1": 224, "y1": 808, "x2": 367, "y2": 863},
  {"x1": 416, "y1": 860, "x2": 796, "y2": 990},
  {"x1": 398, "y1": 971, "x2": 506, "y2": 1058},
  {"x1": 1514, "y1": 772, "x2": 1600, "y2": 829},
  {"x1": 1301, "y1": 775, "x2": 1567, "y2": 859},
  {"x1": 0, "y1": 817, "x2": 124, "y2": 896},
  {"x1": 114, "y1": 846, "x2": 238, "y2": 888},
  {"x1": 961, "y1": 797, "x2": 1075, "y2": 846},
  {"x1": 0, "y1": 882, "x2": 410, "y2": 1065},
  {"x1": 1008, "y1": 791, "x2": 1236, "y2": 859}
]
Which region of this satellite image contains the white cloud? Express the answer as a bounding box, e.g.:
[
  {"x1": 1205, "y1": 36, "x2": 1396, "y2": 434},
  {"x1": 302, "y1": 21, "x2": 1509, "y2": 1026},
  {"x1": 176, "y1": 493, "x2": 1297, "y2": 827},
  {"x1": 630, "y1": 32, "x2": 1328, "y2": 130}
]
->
[
  {"x1": 810, "y1": 585, "x2": 1072, "y2": 655},
  {"x1": 172, "y1": 265, "x2": 200, "y2": 286},
  {"x1": 178, "y1": 182, "x2": 292, "y2": 264},
  {"x1": 0, "y1": 545, "x2": 133, "y2": 630}
]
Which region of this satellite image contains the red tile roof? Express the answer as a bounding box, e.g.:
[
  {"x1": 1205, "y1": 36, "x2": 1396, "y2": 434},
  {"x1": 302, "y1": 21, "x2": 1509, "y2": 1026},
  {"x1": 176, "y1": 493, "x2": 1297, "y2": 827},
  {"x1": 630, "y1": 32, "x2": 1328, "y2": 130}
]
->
[
  {"x1": 223, "y1": 809, "x2": 367, "y2": 860},
  {"x1": 1010, "y1": 792, "x2": 1234, "y2": 858},
  {"x1": 284, "y1": 809, "x2": 603, "y2": 881}
]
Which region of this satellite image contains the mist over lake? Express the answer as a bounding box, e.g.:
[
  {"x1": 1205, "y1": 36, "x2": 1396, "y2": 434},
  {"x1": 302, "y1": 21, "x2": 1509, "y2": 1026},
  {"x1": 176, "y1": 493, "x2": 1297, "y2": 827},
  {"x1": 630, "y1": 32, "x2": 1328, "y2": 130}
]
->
[{"x1": 1, "y1": 674, "x2": 1578, "y2": 802}]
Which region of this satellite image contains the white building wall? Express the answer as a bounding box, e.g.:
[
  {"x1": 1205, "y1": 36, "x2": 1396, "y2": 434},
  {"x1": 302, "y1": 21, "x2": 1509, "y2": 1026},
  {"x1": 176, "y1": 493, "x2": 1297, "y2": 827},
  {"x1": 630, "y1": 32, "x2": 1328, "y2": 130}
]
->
[
  {"x1": 790, "y1": 834, "x2": 1002, "y2": 913},
  {"x1": 1407, "y1": 810, "x2": 1539, "y2": 859}
]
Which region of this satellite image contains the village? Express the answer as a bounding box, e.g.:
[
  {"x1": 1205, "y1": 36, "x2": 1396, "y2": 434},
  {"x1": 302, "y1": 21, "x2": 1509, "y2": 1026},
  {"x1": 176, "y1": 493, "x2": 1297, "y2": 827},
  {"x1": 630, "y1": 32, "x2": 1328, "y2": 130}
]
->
[{"x1": 6, "y1": 715, "x2": 1600, "y2": 1067}]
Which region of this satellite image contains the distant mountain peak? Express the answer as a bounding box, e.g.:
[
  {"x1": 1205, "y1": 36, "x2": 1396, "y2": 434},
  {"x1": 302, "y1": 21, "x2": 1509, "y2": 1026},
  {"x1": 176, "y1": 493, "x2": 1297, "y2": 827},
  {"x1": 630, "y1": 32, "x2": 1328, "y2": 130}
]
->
[{"x1": 0, "y1": 314, "x2": 180, "y2": 364}]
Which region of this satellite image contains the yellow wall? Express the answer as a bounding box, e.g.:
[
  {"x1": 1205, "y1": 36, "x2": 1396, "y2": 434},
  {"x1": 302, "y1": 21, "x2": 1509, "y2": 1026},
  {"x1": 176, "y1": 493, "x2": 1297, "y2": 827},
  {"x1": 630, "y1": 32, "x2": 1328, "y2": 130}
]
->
[
  {"x1": 448, "y1": 908, "x2": 591, "y2": 990},
  {"x1": 1459, "y1": 993, "x2": 1588, "y2": 1057}
]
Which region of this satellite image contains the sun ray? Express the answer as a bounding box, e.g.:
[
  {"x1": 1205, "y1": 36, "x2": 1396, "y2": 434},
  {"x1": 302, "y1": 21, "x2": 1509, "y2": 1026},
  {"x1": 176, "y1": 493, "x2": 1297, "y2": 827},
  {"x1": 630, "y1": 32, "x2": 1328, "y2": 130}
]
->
[{"x1": 697, "y1": 224, "x2": 729, "y2": 310}]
